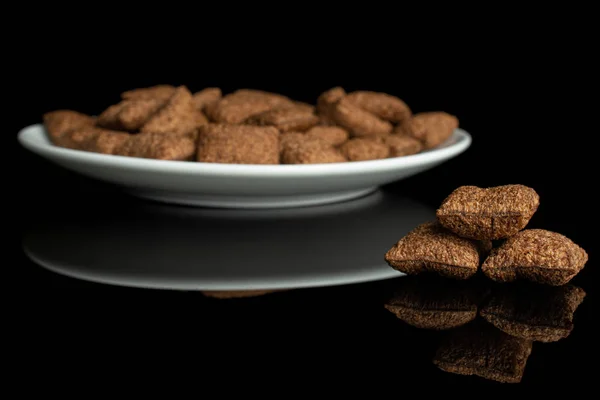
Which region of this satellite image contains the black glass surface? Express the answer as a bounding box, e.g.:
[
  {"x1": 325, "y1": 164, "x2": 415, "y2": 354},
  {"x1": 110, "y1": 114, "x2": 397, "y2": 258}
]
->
[{"x1": 16, "y1": 156, "x2": 595, "y2": 390}]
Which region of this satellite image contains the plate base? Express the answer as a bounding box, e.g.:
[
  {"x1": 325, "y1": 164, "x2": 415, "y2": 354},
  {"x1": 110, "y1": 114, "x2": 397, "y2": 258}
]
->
[{"x1": 126, "y1": 187, "x2": 379, "y2": 208}]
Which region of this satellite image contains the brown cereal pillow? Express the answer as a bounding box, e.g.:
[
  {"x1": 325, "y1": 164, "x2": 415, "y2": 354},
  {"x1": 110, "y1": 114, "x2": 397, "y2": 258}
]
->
[
  {"x1": 55, "y1": 127, "x2": 105, "y2": 151},
  {"x1": 197, "y1": 124, "x2": 280, "y2": 164},
  {"x1": 116, "y1": 132, "x2": 197, "y2": 161},
  {"x1": 279, "y1": 131, "x2": 306, "y2": 153},
  {"x1": 340, "y1": 137, "x2": 389, "y2": 161},
  {"x1": 384, "y1": 135, "x2": 423, "y2": 157},
  {"x1": 141, "y1": 86, "x2": 201, "y2": 136},
  {"x1": 481, "y1": 229, "x2": 588, "y2": 286},
  {"x1": 332, "y1": 97, "x2": 393, "y2": 137},
  {"x1": 305, "y1": 126, "x2": 349, "y2": 147},
  {"x1": 316, "y1": 86, "x2": 346, "y2": 125},
  {"x1": 395, "y1": 111, "x2": 458, "y2": 149},
  {"x1": 345, "y1": 90, "x2": 411, "y2": 123},
  {"x1": 42, "y1": 110, "x2": 96, "y2": 146},
  {"x1": 192, "y1": 88, "x2": 222, "y2": 113},
  {"x1": 384, "y1": 221, "x2": 492, "y2": 280},
  {"x1": 292, "y1": 101, "x2": 316, "y2": 114},
  {"x1": 97, "y1": 98, "x2": 165, "y2": 132},
  {"x1": 436, "y1": 184, "x2": 540, "y2": 240},
  {"x1": 245, "y1": 106, "x2": 319, "y2": 132},
  {"x1": 207, "y1": 89, "x2": 294, "y2": 124},
  {"x1": 77, "y1": 128, "x2": 131, "y2": 155},
  {"x1": 281, "y1": 136, "x2": 346, "y2": 164}
]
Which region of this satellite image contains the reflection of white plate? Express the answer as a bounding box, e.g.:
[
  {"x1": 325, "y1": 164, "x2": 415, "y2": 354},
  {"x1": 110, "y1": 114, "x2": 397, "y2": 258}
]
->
[
  {"x1": 22, "y1": 190, "x2": 434, "y2": 290},
  {"x1": 18, "y1": 123, "x2": 471, "y2": 208}
]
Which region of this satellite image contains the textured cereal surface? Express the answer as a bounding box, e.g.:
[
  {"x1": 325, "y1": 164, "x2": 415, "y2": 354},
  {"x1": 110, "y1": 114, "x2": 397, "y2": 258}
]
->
[
  {"x1": 141, "y1": 86, "x2": 200, "y2": 136},
  {"x1": 316, "y1": 86, "x2": 346, "y2": 125},
  {"x1": 97, "y1": 99, "x2": 164, "y2": 131},
  {"x1": 245, "y1": 107, "x2": 319, "y2": 132},
  {"x1": 384, "y1": 135, "x2": 423, "y2": 157},
  {"x1": 281, "y1": 136, "x2": 346, "y2": 164},
  {"x1": 79, "y1": 128, "x2": 131, "y2": 154},
  {"x1": 292, "y1": 101, "x2": 316, "y2": 114},
  {"x1": 384, "y1": 221, "x2": 486, "y2": 280},
  {"x1": 192, "y1": 87, "x2": 222, "y2": 112},
  {"x1": 305, "y1": 126, "x2": 349, "y2": 147},
  {"x1": 332, "y1": 97, "x2": 392, "y2": 137},
  {"x1": 207, "y1": 89, "x2": 294, "y2": 123},
  {"x1": 437, "y1": 184, "x2": 540, "y2": 240},
  {"x1": 395, "y1": 112, "x2": 458, "y2": 149},
  {"x1": 116, "y1": 132, "x2": 196, "y2": 161},
  {"x1": 384, "y1": 276, "x2": 484, "y2": 330},
  {"x1": 481, "y1": 229, "x2": 588, "y2": 286},
  {"x1": 433, "y1": 321, "x2": 533, "y2": 383},
  {"x1": 197, "y1": 124, "x2": 279, "y2": 164},
  {"x1": 56, "y1": 127, "x2": 103, "y2": 150},
  {"x1": 279, "y1": 131, "x2": 306, "y2": 153},
  {"x1": 346, "y1": 90, "x2": 411, "y2": 123},
  {"x1": 121, "y1": 84, "x2": 176, "y2": 101},
  {"x1": 43, "y1": 110, "x2": 96, "y2": 145},
  {"x1": 480, "y1": 284, "x2": 586, "y2": 342},
  {"x1": 340, "y1": 137, "x2": 389, "y2": 161}
]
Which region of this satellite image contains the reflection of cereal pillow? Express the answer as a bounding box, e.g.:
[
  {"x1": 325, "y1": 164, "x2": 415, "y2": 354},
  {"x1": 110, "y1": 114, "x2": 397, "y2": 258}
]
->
[
  {"x1": 479, "y1": 284, "x2": 586, "y2": 342},
  {"x1": 433, "y1": 321, "x2": 532, "y2": 384}
]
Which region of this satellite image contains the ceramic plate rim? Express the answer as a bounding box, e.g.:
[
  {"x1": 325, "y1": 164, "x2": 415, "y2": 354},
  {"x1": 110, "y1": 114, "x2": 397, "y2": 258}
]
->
[{"x1": 18, "y1": 123, "x2": 472, "y2": 177}]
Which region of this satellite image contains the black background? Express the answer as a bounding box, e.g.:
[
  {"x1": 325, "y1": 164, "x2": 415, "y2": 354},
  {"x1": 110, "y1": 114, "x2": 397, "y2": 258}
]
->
[{"x1": 12, "y1": 9, "x2": 595, "y2": 392}]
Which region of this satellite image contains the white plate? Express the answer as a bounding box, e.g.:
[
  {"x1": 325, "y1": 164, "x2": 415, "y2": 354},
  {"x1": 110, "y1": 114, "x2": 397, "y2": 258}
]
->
[
  {"x1": 22, "y1": 190, "x2": 434, "y2": 290},
  {"x1": 18, "y1": 123, "x2": 471, "y2": 208}
]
